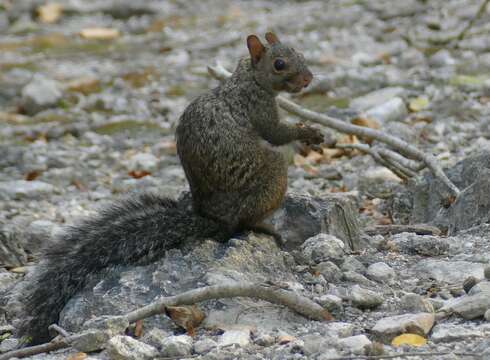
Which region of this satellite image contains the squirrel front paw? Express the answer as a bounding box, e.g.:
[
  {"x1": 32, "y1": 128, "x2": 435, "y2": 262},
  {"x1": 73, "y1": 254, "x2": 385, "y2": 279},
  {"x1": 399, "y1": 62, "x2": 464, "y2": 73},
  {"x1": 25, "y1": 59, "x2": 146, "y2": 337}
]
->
[{"x1": 297, "y1": 123, "x2": 323, "y2": 145}]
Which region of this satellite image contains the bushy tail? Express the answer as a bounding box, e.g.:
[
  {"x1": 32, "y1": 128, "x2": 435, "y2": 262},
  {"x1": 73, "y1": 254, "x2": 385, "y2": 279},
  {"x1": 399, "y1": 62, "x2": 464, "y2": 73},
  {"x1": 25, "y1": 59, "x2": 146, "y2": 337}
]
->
[{"x1": 16, "y1": 193, "x2": 230, "y2": 344}]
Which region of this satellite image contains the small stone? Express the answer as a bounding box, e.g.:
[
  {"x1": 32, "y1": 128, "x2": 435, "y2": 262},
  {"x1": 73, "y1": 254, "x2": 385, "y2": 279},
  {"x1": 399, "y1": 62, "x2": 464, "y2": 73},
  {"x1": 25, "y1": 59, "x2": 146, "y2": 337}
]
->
[
  {"x1": 71, "y1": 330, "x2": 111, "y2": 353},
  {"x1": 254, "y1": 334, "x2": 276, "y2": 347},
  {"x1": 21, "y1": 74, "x2": 62, "y2": 115},
  {"x1": 429, "y1": 49, "x2": 456, "y2": 67},
  {"x1": 365, "y1": 97, "x2": 407, "y2": 123},
  {"x1": 106, "y1": 335, "x2": 159, "y2": 360},
  {"x1": 431, "y1": 324, "x2": 483, "y2": 343},
  {"x1": 412, "y1": 260, "x2": 484, "y2": 284},
  {"x1": 400, "y1": 293, "x2": 434, "y2": 313},
  {"x1": 366, "y1": 262, "x2": 395, "y2": 283},
  {"x1": 372, "y1": 313, "x2": 435, "y2": 340},
  {"x1": 358, "y1": 167, "x2": 401, "y2": 199},
  {"x1": 349, "y1": 285, "x2": 384, "y2": 309},
  {"x1": 342, "y1": 271, "x2": 376, "y2": 286},
  {"x1": 0, "y1": 338, "x2": 19, "y2": 353},
  {"x1": 193, "y1": 338, "x2": 217, "y2": 354},
  {"x1": 277, "y1": 334, "x2": 296, "y2": 345},
  {"x1": 159, "y1": 335, "x2": 193, "y2": 357},
  {"x1": 218, "y1": 329, "x2": 251, "y2": 348},
  {"x1": 392, "y1": 233, "x2": 449, "y2": 256},
  {"x1": 82, "y1": 315, "x2": 129, "y2": 335},
  {"x1": 469, "y1": 281, "x2": 490, "y2": 295},
  {"x1": 484, "y1": 266, "x2": 490, "y2": 280},
  {"x1": 485, "y1": 309, "x2": 490, "y2": 321},
  {"x1": 351, "y1": 87, "x2": 405, "y2": 111},
  {"x1": 463, "y1": 276, "x2": 479, "y2": 293},
  {"x1": 438, "y1": 290, "x2": 490, "y2": 319},
  {"x1": 315, "y1": 294, "x2": 343, "y2": 313},
  {"x1": 337, "y1": 334, "x2": 372, "y2": 355},
  {"x1": 341, "y1": 257, "x2": 366, "y2": 273},
  {"x1": 0, "y1": 180, "x2": 54, "y2": 200},
  {"x1": 141, "y1": 328, "x2": 170, "y2": 350},
  {"x1": 316, "y1": 261, "x2": 343, "y2": 283},
  {"x1": 126, "y1": 153, "x2": 160, "y2": 172},
  {"x1": 301, "y1": 234, "x2": 346, "y2": 265},
  {"x1": 302, "y1": 334, "x2": 329, "y2": 355}
]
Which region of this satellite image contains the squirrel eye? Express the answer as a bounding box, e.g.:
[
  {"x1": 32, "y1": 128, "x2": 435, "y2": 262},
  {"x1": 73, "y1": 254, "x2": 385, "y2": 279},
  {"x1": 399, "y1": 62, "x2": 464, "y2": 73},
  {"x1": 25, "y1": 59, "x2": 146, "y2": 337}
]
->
[{"x1": 273, "y1": 59, "x2": 286, "y2": 71}]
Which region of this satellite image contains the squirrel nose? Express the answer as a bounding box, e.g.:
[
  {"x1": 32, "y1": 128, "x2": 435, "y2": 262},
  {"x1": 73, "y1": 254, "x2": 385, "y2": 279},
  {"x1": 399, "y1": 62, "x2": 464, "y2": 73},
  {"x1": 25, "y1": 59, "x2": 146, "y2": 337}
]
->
[{"x1": 303, "y1": 72, "x2": 313, "y2": 88}]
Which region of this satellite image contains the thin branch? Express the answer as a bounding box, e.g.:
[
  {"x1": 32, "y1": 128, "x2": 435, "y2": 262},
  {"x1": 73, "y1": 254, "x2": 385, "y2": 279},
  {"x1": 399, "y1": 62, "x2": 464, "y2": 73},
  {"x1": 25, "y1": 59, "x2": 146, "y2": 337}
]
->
[
  {"x1": 48, "y1": 324, "x2": 70, "y2": 338},
  {"x1": 364, "y1": 224, "x2": 442, "y2": 236},
  {"x1": 208, "y1": 63, "x2": 460, "y2": 198},
  {"x1": 457, "y1": 0, "x2": 490, "y2": 41},
  {"x1": 335, "y1": 143, "x2": 412, "y2": 181},
  {"x1": 0, "y1": 339, "x2": 69, "y2": 360},
  {"x1": 126, "y1": 282, "x2": 332, "y2": 323}
]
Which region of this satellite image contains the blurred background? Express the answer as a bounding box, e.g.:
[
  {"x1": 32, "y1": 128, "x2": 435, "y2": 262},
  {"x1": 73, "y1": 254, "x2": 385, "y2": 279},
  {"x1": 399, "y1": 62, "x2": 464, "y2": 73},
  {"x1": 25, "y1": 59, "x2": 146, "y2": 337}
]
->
[{"x1": 1, "y1": 0, "x2": 490, "y2": 230}]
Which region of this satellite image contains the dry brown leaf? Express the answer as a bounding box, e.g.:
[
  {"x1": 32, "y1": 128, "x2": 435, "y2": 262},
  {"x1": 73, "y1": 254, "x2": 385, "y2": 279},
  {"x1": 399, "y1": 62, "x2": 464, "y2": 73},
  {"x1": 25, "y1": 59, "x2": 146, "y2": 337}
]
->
[
  {"x1": 37, "y1": 3, "x2": 63, "y2": 24},
  {"x1": 165, "y1": 305, "x2": 206, "y2": 337},
  {"x1": 351, "y1": 117, "x2": 380, "y2": 130},
  {"x1": 277, "y1": 335, "x2": 296, "y2": 345},
  {"x1": 79, "y1": 28, "x2": 120, "y2": 40},
  {"x1": 24, "y1": 170, "x2": 41, "y2": 181},
  {"x1": 128, "y1": 170, "x2": 151, "y2": 179},
  {"x1": 134, "y1": 320, "x2": 143, "y2": 338},
  {"x1": 67, "y1": 352, "x2": 87, "y2": 360},
  {"x1": 67, "y1": 77, "x2": 100, "y2": 95}
]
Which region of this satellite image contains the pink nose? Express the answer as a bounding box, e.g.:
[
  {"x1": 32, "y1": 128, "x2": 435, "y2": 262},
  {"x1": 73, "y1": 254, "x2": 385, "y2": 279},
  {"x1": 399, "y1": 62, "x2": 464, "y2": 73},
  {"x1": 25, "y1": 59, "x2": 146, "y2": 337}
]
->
[{"x1": 303, "y1": 72, "x2": 313, "y2": 88}]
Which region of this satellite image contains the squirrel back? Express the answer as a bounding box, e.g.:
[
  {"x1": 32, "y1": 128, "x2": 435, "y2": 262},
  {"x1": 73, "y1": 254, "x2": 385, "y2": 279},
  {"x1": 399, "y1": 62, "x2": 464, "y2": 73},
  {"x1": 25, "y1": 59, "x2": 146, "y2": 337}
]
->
[{"x1": 13, "y1": 32, "x2": 321, "y2": 345}]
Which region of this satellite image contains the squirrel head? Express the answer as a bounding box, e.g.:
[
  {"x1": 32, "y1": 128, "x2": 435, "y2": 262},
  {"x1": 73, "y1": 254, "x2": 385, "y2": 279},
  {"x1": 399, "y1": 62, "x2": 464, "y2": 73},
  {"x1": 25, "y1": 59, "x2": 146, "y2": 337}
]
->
[{"x1": 246, "y1": 32, "x2": 313, "y2": 94}]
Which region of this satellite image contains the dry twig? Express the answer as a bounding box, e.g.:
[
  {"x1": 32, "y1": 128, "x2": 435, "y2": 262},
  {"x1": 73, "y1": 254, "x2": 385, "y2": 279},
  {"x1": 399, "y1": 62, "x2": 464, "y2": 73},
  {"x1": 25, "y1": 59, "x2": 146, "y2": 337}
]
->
[
  {"x1": 1, "y1": 282, "x2": 331, "y2": 359},
  {"x1": 207, "y1": 63, "x2": 460, "y2": 197}
]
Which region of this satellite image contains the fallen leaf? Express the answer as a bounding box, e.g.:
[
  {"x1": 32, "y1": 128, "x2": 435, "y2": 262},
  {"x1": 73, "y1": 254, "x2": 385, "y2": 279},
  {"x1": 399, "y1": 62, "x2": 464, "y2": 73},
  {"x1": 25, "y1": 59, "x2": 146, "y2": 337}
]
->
[
  {"x1": 277, "y1": 335, "x2": 296, "y2": 345},
  {"x1": 134, "y1": 320, "x2": 143, "y2": 338},
  {"x1": 37, "y1": 3, "x2": 63, "y2": 24},
  {"x1": 165, "y1": 305, "x2": 206, "y2": 337},
  {"x1": 67, "y1": 352, "x2": 87, "y2": 360},
  {"x1": 24, "y1": 171, "x2": 41, "y2": 181},
  {"x1": 391, "y1": 333, "x2": 427, "y2": 347},
  {"x1": 409, "y1": 97, "x2": 429, "y2": 112},
  {"x1": 9, "y1": 267, "x2": 26, "y2": 274},
  {"x1": 128, "y1": 170, "x2": 151, "y2": 179},
  {"x1": 352, "y1": 117, "x2": 380, "y2": 130},
  {"x1": 79, "y1": 28, "x2": 120, "y2": 40},
  {"x1": 67, "y1": 77, "x2": 100, "y2": 95}
]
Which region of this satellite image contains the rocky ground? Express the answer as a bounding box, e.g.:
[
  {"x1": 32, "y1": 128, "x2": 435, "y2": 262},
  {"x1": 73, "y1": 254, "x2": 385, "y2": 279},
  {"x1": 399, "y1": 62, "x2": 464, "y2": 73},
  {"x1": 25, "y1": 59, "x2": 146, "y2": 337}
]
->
[{"x1": 1, "y1": 0, "x2": 490, "y2": 359}]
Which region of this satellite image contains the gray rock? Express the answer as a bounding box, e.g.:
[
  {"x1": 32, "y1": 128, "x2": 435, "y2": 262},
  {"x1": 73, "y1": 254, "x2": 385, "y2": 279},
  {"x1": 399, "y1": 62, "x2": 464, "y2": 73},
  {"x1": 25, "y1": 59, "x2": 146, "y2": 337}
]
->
[
  {"x1": 412, "y1": 259, "x2": 484, "y2": 284},
  {"x1": 371, "y1": 313, "x2": 435, "y2": 340},
  {"x1": 431, "y1": 324, "x2": 484, "y2": 343},
  {"x1": 125, "y1": 153, "x2": 160, "y2": 172},
  {"x1": 392, "y1": 233, "x2": 449, "y2": 256},
  {"x1": 141, "y1": 328, "x2": 170, "y2": 350},
  {"x1": 438, "y1": 291, "x2": 490, "y2": 319},
  {"x1": 315, "y1": 294, "x2": 344, "y2": 313},
  {"x1": 351, "y1": 87, "x2": 405, "y2": 111},
  {"x1": 160, "y1": 335, "x2": 193, "y2": 357},
  {"x1": 341, "y1": 257, "x2": 366, "y2": 273},
  {"x1": 358, "y1": 167, "x2": 402, "y2": 199},
  {"x1": 342, "y1": 271, "x2": 376, "y2": 286},
  {"x1": 364, "y1": 97, "x2": 407, "y2": 123},
  {"x1": 429, "y1": 49, "x2": 456, "y2": 67},
  {"x1": 337, "y1": 334, "x2": 372, "y2": 355},
  {"x1": 485, "y1": 266, "x2": 490, "y2": 280},
  {"x1": 271, "y1": 192, "x2": 361, "y2": 251},
  {"x1": 106, "y1": 335, "x2": 159, "y2": 360},
  {"x1": 366, "y1": 262, "x2": 395, "y2": 283},
  {"x1": 348, "y1": 285, "x2": 383, "y2": 309},
  {"x1": 0, "y1": 180, "x2": 55, "y2": 200},
  {"x1": 411, "y1": 152, "x2": 490, "y2": 233},
  {"x1": 302, "y1": 334, "x2": 329, "y2": 356},
  {"x1": 193, "y1": 338, "x2": 217, "y2": 354},
  {"x1": 468, "y1": 280, "x2": 490, "y2": 295},
  {"x1": 301, "y1": 234, "x2": 346, "y2": 265},
  {"x1": 71, "y1": 329, "x2": 111, "y2": 353},
  {"x1": 82, "y1": 315, "x2": 129, "y2": 335},
  {"x1": 21, "y1": 74, "x2": 62, "y2": 115},
  {"x1": 218, "y1": 329, "x2": 251, "y2": 348},
  {"x1": 316, "y1": 261, "x2": 343, "y2": 283},
  {"x1": 485, "y1": 309, "x2": 490, "y2": 321},
  {"x1": 400, "y1": 293, "x2": 434, "y2": 313},
  {"x1": 254, "y1": 333, "x2": 276, "y2": 347},
  {"x1": 0, "y1": 338, "x2": 19, "y2": 353}
]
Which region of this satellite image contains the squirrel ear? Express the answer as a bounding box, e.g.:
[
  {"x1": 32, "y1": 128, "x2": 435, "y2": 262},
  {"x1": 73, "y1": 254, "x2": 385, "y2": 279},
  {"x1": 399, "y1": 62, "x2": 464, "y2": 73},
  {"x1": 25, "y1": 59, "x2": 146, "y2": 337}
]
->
[
  {"x1": 247, "y1": 35, "x2": 265, "y2": 65},
  {"x1": 265, "y1": 32, "x2": 280, "y2": 45}
]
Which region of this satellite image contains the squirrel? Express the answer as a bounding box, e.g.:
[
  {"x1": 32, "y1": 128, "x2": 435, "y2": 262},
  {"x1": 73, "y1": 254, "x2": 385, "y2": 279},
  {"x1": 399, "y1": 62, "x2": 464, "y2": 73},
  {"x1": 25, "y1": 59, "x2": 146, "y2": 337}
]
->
[{"x1": 13, "y1": 32, "x2": 322, "y2": 345}]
